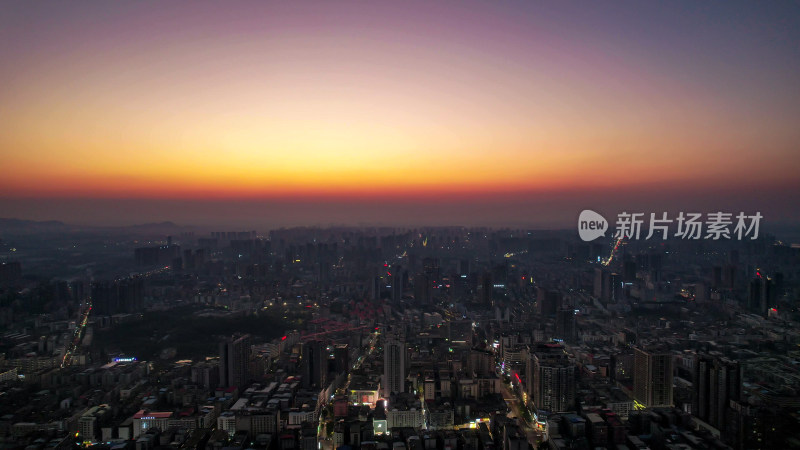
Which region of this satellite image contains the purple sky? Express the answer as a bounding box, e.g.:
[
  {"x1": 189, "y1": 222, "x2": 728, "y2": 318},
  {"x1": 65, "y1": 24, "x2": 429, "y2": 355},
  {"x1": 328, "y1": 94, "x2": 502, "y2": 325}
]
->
[{"x1": 1, "y1": 1, "x2": 799, "y2": 228}]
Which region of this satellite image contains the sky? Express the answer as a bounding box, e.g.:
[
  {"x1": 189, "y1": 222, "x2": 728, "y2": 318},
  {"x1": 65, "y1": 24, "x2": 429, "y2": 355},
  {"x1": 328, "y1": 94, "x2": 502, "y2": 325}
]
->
[{"x1": 1, "y1": 1, "x2": 799, "y2": 228}]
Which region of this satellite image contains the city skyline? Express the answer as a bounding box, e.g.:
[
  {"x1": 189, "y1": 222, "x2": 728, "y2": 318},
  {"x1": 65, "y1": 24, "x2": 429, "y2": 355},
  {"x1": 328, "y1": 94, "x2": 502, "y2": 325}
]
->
[
  {"x1": 2, "y1": 1, "x2": 799, "y2": 227},
  {"x1": 2, "y1": 4, "x2": 800, "y2": 446}
]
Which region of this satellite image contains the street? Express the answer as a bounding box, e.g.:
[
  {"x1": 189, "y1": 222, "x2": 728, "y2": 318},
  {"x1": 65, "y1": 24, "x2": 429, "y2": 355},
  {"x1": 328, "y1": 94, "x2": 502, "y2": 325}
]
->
[{"x1": 499, "y1": 381, "x2": 543, "y2": 448}]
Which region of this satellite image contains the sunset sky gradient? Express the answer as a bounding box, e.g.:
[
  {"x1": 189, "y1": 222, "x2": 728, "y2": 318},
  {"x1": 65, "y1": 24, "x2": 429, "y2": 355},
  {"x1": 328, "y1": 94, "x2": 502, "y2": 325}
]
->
[{"x1": 1, "y1": 1, "x2": 799, "y2": 227}]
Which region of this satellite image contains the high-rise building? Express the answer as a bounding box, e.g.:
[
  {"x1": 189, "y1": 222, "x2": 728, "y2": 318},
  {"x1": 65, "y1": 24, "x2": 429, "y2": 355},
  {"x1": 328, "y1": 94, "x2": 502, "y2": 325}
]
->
[
  {"x1": 134, "y1": 243, "x2": 179, "y2": 267},
  {"x1": 423, "y1": 258, "x2": 441, "y2": 286},
  {"x1": 219, "y1": 334, "x2": 251, "y2": 389},
  {"x1": 458, "y1": 259, "x2": 470, "y2": 277},
  {"x1": 748, "y1": 272, "x2": 775, "y2": 315},
  {"x1": 528, "y1": 344, "x2": 575, "y2": 413},
  {"x1": 608, "y1": 273, "x2": 622, "y2": 302},
  {"x1": 633, "y1": 344, "x2": 673, "y2": 407},
  {"x1": 391, "y1": 267, "x2": 404, "y2": 302},
  {"x1": 91, "y1": 277, "x2": 144, "y2": 316},
  {"x1": 371, "y1": 274, "x2": 382, "y2": 301},
  {"x1": 334, "y1": 344, "x2": 350, "y2": 375},
  {"x1": 383, "y1": 333, "x2": 406, "y2": 397},
  {"x1": 301, "y1": 340, "x2": 327, "y2": 389},
  {"x1": 555, "y1": 309, "x2": 578, "y2": 344},
  {"x1": 117, "y1": 277, "x2": 144, "y2": 313},
  {"x1": 693, "y1": 354, "x2": 741, "y2": 429},
  {"x1": 414, "y1": 272, "x2": 432, "y2": 303},
  {"x1": 412, "y1": 258, "x2": 439, "y2": 304},
  {"x1": 593, "y1": 268, "x2": 609, "y2": 301},
  {"x1": 468, "y1": 348, "x2": 495, "y2": 377},
  {"x1": 191, "y1": 362, "x2": 220, "y2": 390},
  {"x1": 492, "y1": 262, "x2": 509, "y2": 288},
  {"x1": 536, "y1": 288, "x2": 561, "y2": 316},
  {"x1": 481, "y1": 273, "x2": 493, "y2": 305}
]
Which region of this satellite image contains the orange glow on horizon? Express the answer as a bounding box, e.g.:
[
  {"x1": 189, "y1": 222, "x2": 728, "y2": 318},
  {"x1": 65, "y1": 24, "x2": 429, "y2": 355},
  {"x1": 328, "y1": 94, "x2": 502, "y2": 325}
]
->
[{"x1": 2, "y1": 1, "x2": 799, "y2": 208}]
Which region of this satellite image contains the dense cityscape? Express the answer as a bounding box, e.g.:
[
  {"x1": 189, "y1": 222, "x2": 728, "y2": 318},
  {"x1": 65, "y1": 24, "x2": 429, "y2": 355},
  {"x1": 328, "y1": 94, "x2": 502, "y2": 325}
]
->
[
  {"x1": 1, "y1": 220, "x2": 798, "y2": 449},
  {"x1": 3, "y1": 1, "x2": 800, "y2": 450}
]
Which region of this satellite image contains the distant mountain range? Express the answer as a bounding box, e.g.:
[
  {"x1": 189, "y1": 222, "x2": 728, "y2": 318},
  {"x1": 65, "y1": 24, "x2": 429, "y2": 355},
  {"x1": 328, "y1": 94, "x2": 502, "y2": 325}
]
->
[
  {"x1": 113, "y1": 221, "x2": 185, "y2": 233},
  {"x1": 0, "y1": 218, "x2": 188, "y2": 234},
  {"x1": 0, "y1": 218, "x2": 68, "y2": 231}
]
